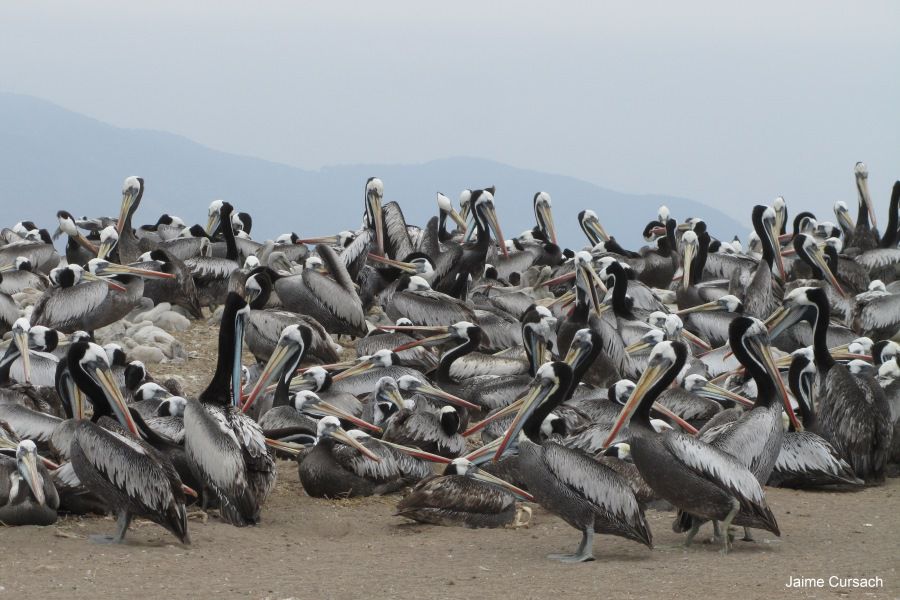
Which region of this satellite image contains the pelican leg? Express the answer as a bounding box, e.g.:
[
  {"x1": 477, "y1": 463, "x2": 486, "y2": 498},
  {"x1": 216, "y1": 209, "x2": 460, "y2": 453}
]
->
[
  {"x1": 684, "y1": 523, "x2": 701, "y2": 547},
  {"x1": 741, "y1": 527, "x2": 755, "y2": 542},
  {"x1": 90, "y1": 511, "x2": 132, "y2": 544},
  {"x1": 719, "y1": 500, "x2": 740, "y2": 555},
  {"x1": 710, "y1": 521, "x2": 723, "y2": 543},
  {"x1": 547, "y1": 527, "x2": 595, "y2": 563}
]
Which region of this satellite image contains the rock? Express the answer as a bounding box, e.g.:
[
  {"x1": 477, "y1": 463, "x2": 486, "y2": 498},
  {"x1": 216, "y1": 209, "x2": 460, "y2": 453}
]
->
[
  {"x1": 128, "y1": 345, "x2": 166, "y2": 364},
  {"x1": 208, "y1": 305, "x2": 225, "y2": 324}
]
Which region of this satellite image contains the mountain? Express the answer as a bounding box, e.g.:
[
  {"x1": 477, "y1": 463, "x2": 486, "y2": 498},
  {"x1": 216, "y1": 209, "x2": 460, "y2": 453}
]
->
[{"x1": 0, "y1": 93, "x2": 746, "y2": 249}]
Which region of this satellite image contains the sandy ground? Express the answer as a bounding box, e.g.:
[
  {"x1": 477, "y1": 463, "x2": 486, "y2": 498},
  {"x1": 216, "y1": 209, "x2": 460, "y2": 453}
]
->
[{"x1": 1, "y1": 322, "x2": 897, "y2": 600}]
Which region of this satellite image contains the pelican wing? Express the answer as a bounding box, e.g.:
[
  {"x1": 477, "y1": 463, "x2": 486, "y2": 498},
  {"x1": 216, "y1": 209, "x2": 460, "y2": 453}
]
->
[
  {"x1": 332, "y1": 441, "x2": 401, "y2": 482},
  {"x1": 31, "y1": 282, "x2": 109, "y2": 330},
  {"x1": 184, "y1": 257, "x2": 239, "y2": 280},
  {"x1": 303, "y1": 269, "x2": 366, "y2": 333},
  {"x1": 773, "y1": 431, "x2": 862, "y2": 486},
  {"x1": 73, "y1": 421, "x2": 182, "y2": 514},
  {"x1": 663, "y1": 432, "x2": 769, "y2": 507},
  {"x1": 854, "y1": 293, "x2": 900, "y2": 331},
  {"x1": 854, "y1": 248, "x2": 900, "y2": 271},
  {"x1": 397, "y1": 475, "x2": 514, "y2": 514},
  {"x1": 0, "y1": 292, "x2": 17, "y2": 329},
  {"x1": 339, "y1": 228, "x2": 372, "y2": 278},
  {"x1": 390, "y1": 291, "x2": 475, "y2": 327},
  {"x1": 0, "y1": 403, "x2": 62, "y2": 443},
  {"x1": 383, "y1": 201, "x2": 413, "y2": 260}
]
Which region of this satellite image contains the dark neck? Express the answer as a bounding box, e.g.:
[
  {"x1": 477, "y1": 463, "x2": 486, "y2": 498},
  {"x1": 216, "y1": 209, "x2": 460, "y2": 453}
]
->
[
  {"x1": 609, "y1": 267, "x2": 632, "y2": 319},
  {"x1": 200, "y1": 306, "x2": 239, "y2": 406},
  {"x1": 436, "y1": 332, "x2": 481, "y2": 384},
  {"x1": 222, "y1": 212, "x2": 238, "y2": 261},
  {"x1": 880, "y1": 182, "x2": 900, "y2": 248},
  {"x1": 788, "y1": 365, "x2": 816, "y2": 429},
  {"x1": 522, "y1": 369, "x2": 573, "y2": 443},
  {"x1": 810, "y1": 300, "x2": 834, "y2": 373},
  {"x1": 692, "y1": 233, "x2": 710, "y2": 285}
]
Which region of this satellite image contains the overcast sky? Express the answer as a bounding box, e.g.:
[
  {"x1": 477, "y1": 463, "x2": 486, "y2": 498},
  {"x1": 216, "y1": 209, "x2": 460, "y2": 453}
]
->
[{"x1": 2, "y1": 1, "x2": 898, "y2": 225}]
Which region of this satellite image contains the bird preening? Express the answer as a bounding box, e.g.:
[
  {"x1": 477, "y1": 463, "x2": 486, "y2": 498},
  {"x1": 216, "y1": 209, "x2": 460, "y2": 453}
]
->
[{"x1": 0, "y1": 167, "x2": 897, "y2": 564}]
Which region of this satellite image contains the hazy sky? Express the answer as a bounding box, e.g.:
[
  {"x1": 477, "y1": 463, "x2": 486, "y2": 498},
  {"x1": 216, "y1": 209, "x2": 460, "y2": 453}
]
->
[{"x1": 2, "y1": 1, "x2": 898, "y2": 224}]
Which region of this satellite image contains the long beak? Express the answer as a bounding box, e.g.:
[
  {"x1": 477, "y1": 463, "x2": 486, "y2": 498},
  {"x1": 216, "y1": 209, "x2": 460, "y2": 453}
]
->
[
  {"x1": 625, "y1": 339, "x2": 654, "y2": 354},
  {"x1": 577, "y1": 260, "x2": 605, "y2": 317},
  {"x1": 331, "y1": 427, "x2": 381, "y2": 461},
  {"x1": 265, "y1": 438, "x2": 306, "y2": 457},
  {"x1": 97, "y1": 239, "x2": 115, "y2": 261},
  {"x1": 807, "y1": 243, "x2": 847, "y2": 298},
  {"x1": 310, "y1": 401, "x2": 383, "y2": 433},
  {"x1": 82, "y1": 272, "x2": 128, "y2": 292},
  {"x1": 117, "y1": 191, "x2": 135, "y2": 235},
  {"x1": 449, "y1": 207, "x2": 467, "y2": 230},
  {"x1": 331, "y1": 359, "x2": 377, "y2": 382},
  {"x1": 748, "y1": 335, "x2": 802, "y2": 431},
  {"x1": 463, "y1": 437, "x2": 503, "y2": 463},
  {"x1": 483, "y1": 204, "x2": 508, "y2": 258},
  {"x1": 102, "y1": 263, "x2": 176, "y2": 279},
  {"x1": 19, "y1": 450, "x2": 46, "y2": 505},
  {"x1": 389, "y1": 329, "x2": 454, "y2": 352},
  {"x1": 241, "y1": 342, "x2": 294, "y2": 412},
  {"x1": 370, "y1": 196, "x2": 384, "y2": 256},
  {"x1": 366, "y1": 253, "x2": 418, "y2": 273},
  {"x1": 539, "y1": 271, "x2": 575, "y2": 288},
  {"x1": 681, "y1": 243, "x2": 696, "y2": 288},
  {"x1": 471, "y1": 469, "x2": 534, "y2": 502},
  {"x1": 765, "y1": 306, "x2": 804, "y2": 342},
  {"x1": 676, "y1": 300, "x2": 725, "y2": 315},
  {"x1": 770, "y1": 223, "x2": 786, "y2": 280},
  {"x1": 413, "y1": 383, "x2": 480, "y2": 410},
  {"x1": 462, "y1": 397, "x2": 523, "y2": 436},
  {"x1": 537, "y1": 202, "x2": 557, "y2": 245},
  {"x1": 650, "y1": 402, "x2": 699, "y2": 434},
  {"x1": 859, "y1": 176, "x2": 877, "y2": 229},
  {"x1": 376, "y1": 438, "x2": 451, "y2": 463},
  {"x1": 681, "y1": 329, "x2": 712, "y2": 352},
  {"x1": 493, "y1": 381, "x2": 557, "y2": 461},
  {"x1": 206, "y1": 212, "x2": 220, "y2": 236},
  {"x1": 232, "y1": 317, "x2": 245, "y2": 408},
  {"x1": 585, "y1": 216, "x2": 610, "y2": 244},
  {"x1": 602, "y1": 360, "x2": 669, "y2": 449},
  {"x1": 0, "y1": 263, "x2": 16, "y2": 273},
  {"x1": 691, "y1": 380, "x2": 755, "y2": 408},
  {"x1": 94, "y1": 364, "x2": 140, "y2": 436},
  {"x1": 13, "y1": 328, "x2": 31, "y2": 384},
  {"x1": 296, "y1": 235, "x2": 339, "y2": 245}
]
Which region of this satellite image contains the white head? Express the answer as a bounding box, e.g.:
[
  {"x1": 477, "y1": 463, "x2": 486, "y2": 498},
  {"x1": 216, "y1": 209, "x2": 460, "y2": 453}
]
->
[{"x1": 407, "y1": 275, "x2": 431, "y2": 291}]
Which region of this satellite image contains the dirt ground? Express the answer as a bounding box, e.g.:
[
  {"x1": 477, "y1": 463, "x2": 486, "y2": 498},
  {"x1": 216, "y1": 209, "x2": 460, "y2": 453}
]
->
[{"x1": 1, "y1": 322, "x2": 897, "y2": 600}]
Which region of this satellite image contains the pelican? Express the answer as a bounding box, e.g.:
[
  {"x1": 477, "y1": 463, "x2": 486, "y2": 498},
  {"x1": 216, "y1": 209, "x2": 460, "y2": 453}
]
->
[
  {"x1": 186, "y1": 201, "x2": 241, "y2": 308},
  {"x1": 68, "y1": 341, "x2": 190, "y2": 543},
  {"x1": 769, "y1": 287, "x2": 892, "y2": 483},
  {"x1": 493, "y1": 362, "x2": 652, "y2": 562},
  {"x1": 604, "y1": 341, "x2": 780, "y2": 553},
  {"x1": 0, "y1": 439, "x2": 59, "y2": 525},
  {"x1": 329, "y1": 349, "x2": 424, "y2": 396},
  {"x1": 297, "y1": 416, "x2": 386, "y2": 498},
  {"x1": 183, "y1": 293, "x2": 276, "y2": 526},
  {"x1": 739, "y1": 205, "x2": 785, "y2": 319},
  {"x1": 395, "y1": 457, "x2": 532, "y2": 528},
  {"x1": 384, "y1": 275, "x2": 476, "y2": 327}
]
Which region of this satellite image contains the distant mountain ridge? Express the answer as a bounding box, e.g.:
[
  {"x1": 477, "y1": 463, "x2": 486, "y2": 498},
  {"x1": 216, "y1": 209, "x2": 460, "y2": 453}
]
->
[{"x1": 0, "y1": 92, "x2": 746, "y2": 249}]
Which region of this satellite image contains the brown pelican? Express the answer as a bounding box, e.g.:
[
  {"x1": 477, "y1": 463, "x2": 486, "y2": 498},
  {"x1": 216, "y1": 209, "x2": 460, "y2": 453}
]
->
[
  {"x1": 297, "y1": 416, "x2": 386, "y2": 498},
  {"x1": 0, "y1": 439, "x2": 59, "y2": 525},
  {"x1": 739, "y1": 205, "x2": 785, "y2": 320},
  {"x1": 677, "y1": 316, "x2": 795, "y2": 542},
  {"x1": 276, "y1": 244, "x2": 367, "y2": 337},
  {"x1": 493, "y1": 361, "x2": 652, "y2": 562},
  {"x1": 134, "y1": 249, "x2": 204, "y2": 318},
  {"x1": 604, "y1": 341, "x2": 780, "y2": 553},
  {"x1": 186, "y1": 201, "x2": 241, "y2": 307},
  {"x1": 0, "y1": 257, "x2": 49, "y2": 295},
  {"x1": 382, "y1": 402, "x2": 466, "y2": 459},
  {"x1": 395, "y1": 457, "x2": 532, "y2": 528},
  {"x1": 769, "y1": 287, "x2": 892, "y2": 483},
  {"x1": 183, "y1": 293, "x2": 276, "y2": 526},
  {"x1": 384, "y1": 275, "x2": 476, "y2": 327},
  {"x1": 338, "y1": 177, "x2": 386, "y2": 279},
  {"x1": 113, "y1": 176, "x2": 152, "y2": 263},
  {"x1": 32, "y1": 260, "x2": 174, "y2": 334},
  {"x1": 328, "y1": 349, "x2": 425, "y2": 396},
  {"x1": 766, "y1": 349, "x2": 864, "y2": 488},
  {"x1": 68, "y1": 341, "x2": 190, "y2": 543}
]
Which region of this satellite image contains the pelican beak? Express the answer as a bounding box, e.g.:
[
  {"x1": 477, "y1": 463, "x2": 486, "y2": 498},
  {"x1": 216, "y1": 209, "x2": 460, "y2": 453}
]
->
[
  {"x1": 563, "y1": 340, "x2": 586, "y2": 366},
  {"x1": 470, "y1": 468, "x2": 534, "y2": 502},
  {"x1": 94, "y1": 363, "x2": 140, "y2": 436},
  {"x1": 232, "y1": 315, "x2": 246, "y2": 408},
  {"x1": 537, "y1": 201, "x2": 557, "y2": 245},
  {"x1": 18, "y1": 448, "x2": 45, "y2": 506},
  {"x1": 241, "y1": 340, "x2": 296, "y2": 412},
  {"x1": 0, "y1": 263, "x2": 15, "y2": 273},
  {"x1": 264, "y1": 438, "x2": 305, "y2": 457},
  {"x1": 858, "y1": 174, "x2": 877, "y2": 229},
  {"x1": 576, "y1": 259, "x2": 605, "y2": 317},
  {"x1": 585, "y1": 215, "x2": 610, "y2": 244},
  {"x1": 206, "y1": 211, "x2": 220, "y2": 236},
  {"x1": 766, "y1": 305, "x2": 807, "y2": 342},
  {"x1": 835, "y1": 208, "x2": 855, "y2": 234},
  {"x1": 97, "y1": 239, "x2": 115, "y2": 261},
  {"x1": 625, "y1": 339, "x2": 654, "y2": 354},
  {"x1": 463, "y1": 437, "x2": 503, "y2": 463},
  {"x1": 493, "y1": 379, "x2": 559, "y2": 461},
  {"x1": 650, "y1": 402, "x2": 699, "y2": 435},
  {"x1": 807, "y1": 243, "x2": 847, "y2": 298},
  {"x1": 770, "y1": 222, "x2": 786, "y2": 281},
  {"x1": 449, "y1": 207, "x2": 467, "y2": 230},
  {"x1": 368, "y1": 192, "x2": 384, "y2": 257},
  {"x1": 331, "y1": 358, "x2": 377, "y2": 382},
  {"x1": 539, "y1": 271, "x2": 575, "y2": 288},
  {"x1": 331, "y1": 427, "x2": 381, "y2": 461},
  {"x1": 747, "y1": 333, "x2": 802, "y2": 431},
  {"x1": 483, "y1": 203, "x2": 508, "y2": 258},
  {"x1": 296, "y1": 236, "x2": 339, "y2": 245},
  {"x1": 388, "y1": 327, "x2": 455, "y2": 352},
  {"x1": 81, "y1": 272, "x2": 128, "y2": 292},
  {"x1": 462, "y1": 397, "x2": 523, "y2": 436},
  {"x1": 366, "y1": 253, "x2": 418, "y2": 273},
  {"x1": 691, "y1": 380, "x2": 755, "y2": 408},
  {"x1": 681, "y1": 242, "x2": 696, "y2": 288},
  {"x1": 377, "y1": 438, "x2": 452, "y2": 463},
  {"x1": 602, "y1": 359, "x2": 670, "y2": 448},
  {"x1": 412, "y1": 383, "x2": 480, "y2": 410},
  {"x1": 117, "y1": 189, "x2": 136, "y2": 235},
  {"x1": 677, "y1": 299, "x2": 725, "y2": 315},
  {"x1": 12, "y1": 327, "x2": 31, "y2": 384},
  {"x1": 99, "y1": 263, "x2": 175, "y2": 280},
  {"x1": 681, "y1": 329, "x2": 712, "y2": 352}
]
